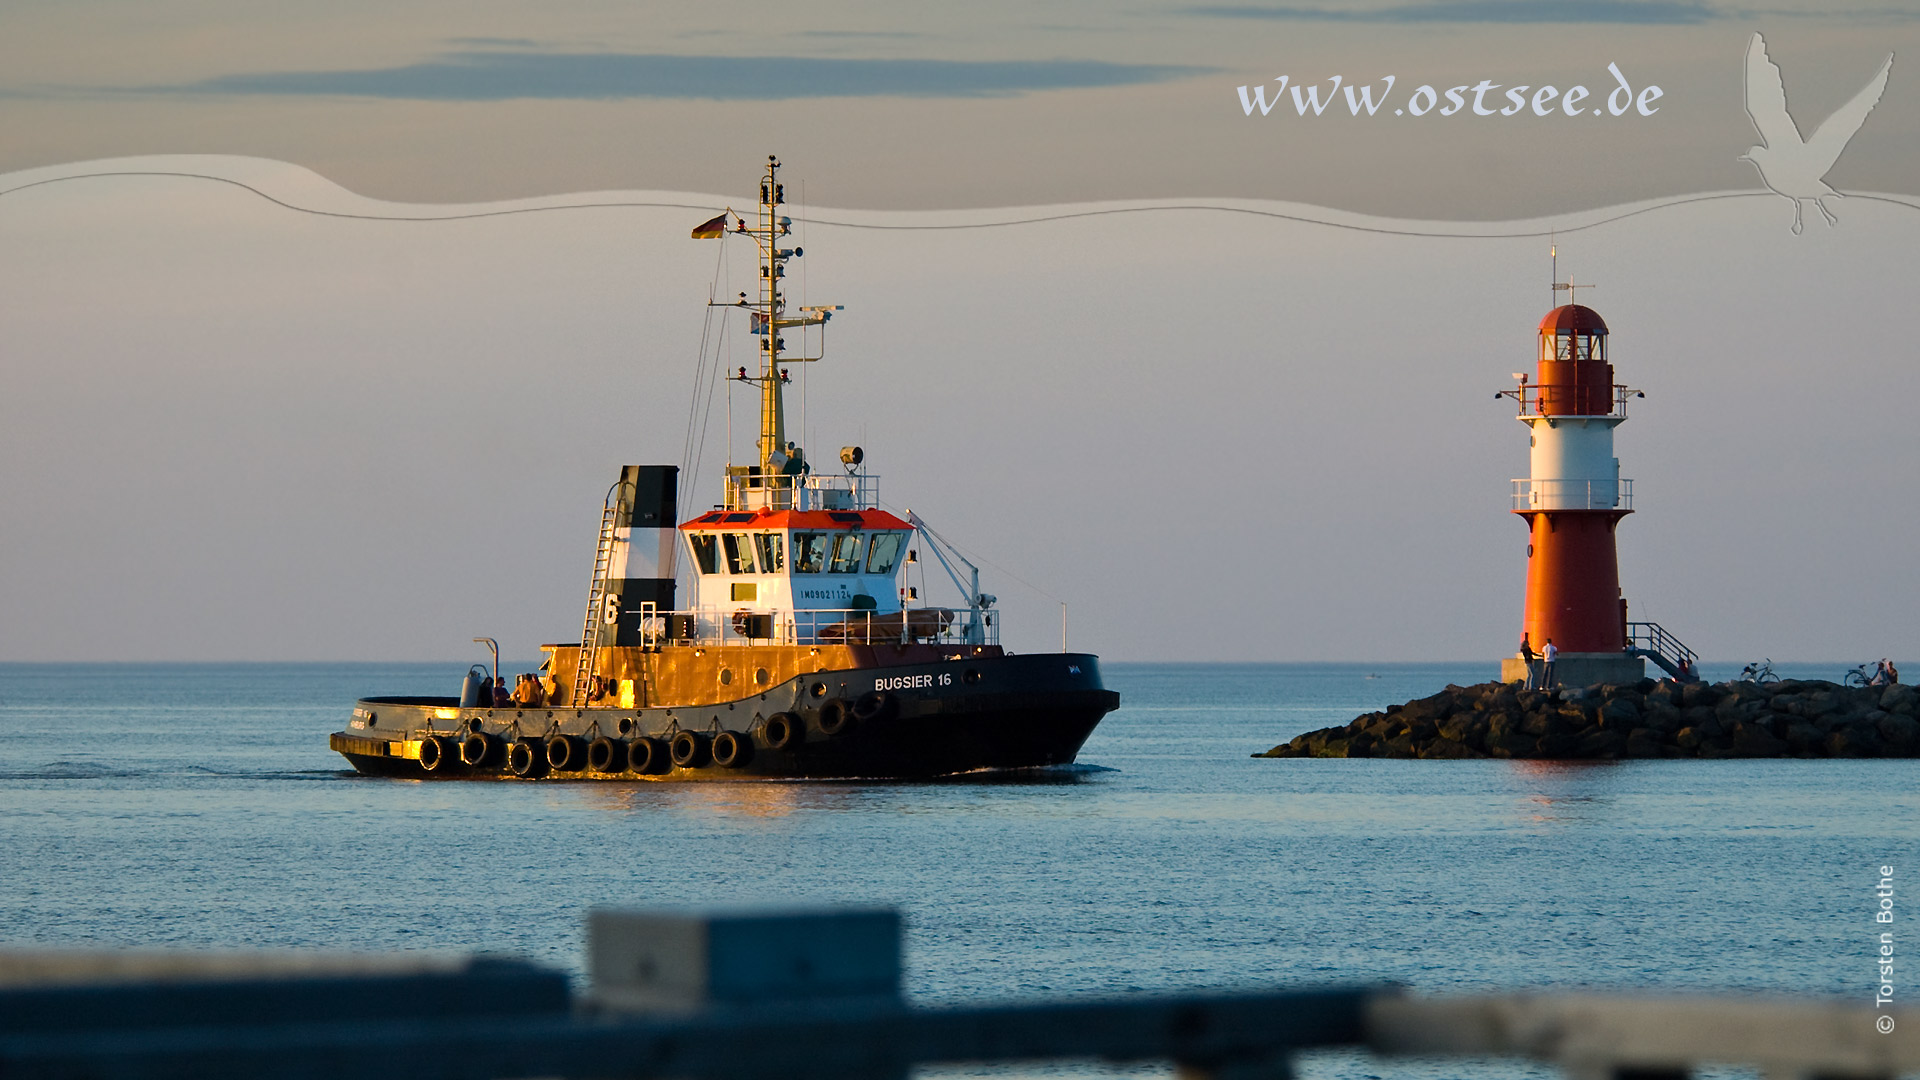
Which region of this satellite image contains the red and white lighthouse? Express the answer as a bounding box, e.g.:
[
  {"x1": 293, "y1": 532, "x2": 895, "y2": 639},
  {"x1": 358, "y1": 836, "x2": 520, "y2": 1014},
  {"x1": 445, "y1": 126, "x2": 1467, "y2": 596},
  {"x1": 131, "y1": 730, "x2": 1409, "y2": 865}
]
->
[{"x1": 1497, "y1": 301, "x2": 1650, "y2": 688}]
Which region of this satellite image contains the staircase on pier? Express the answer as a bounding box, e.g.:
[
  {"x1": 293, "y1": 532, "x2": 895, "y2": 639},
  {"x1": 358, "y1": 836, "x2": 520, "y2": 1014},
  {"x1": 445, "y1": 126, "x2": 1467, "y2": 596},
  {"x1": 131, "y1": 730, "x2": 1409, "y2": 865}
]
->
[{"x1": 1627, "y1": 621, "x2": 1699, "y2": 682}]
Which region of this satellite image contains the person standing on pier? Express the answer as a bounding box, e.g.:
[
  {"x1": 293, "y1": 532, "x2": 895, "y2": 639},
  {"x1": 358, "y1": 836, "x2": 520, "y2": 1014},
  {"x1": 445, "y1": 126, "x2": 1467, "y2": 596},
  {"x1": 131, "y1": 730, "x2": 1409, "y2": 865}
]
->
[{"x1": 1541, "y1": 639, "x2": 1559, "y2": 689}]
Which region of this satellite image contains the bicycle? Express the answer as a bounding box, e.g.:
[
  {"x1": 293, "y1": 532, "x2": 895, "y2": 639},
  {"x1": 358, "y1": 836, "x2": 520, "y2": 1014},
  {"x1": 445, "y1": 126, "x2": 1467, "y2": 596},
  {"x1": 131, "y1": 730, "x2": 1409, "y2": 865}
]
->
[
  {"x1": 1740, "y1": 659, "x2": 1780, "y2": 684},
  {"x1": 1844, "y1": 660, "x2": 1890, "y2": 688}
]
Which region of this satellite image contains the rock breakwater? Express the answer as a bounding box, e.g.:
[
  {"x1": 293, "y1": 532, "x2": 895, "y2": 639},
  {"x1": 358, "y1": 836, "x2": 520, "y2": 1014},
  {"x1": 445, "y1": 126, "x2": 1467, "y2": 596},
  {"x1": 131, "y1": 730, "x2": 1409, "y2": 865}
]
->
[{"x1": 1259, "y1": 679, "x2": 1919, "y2": 759}]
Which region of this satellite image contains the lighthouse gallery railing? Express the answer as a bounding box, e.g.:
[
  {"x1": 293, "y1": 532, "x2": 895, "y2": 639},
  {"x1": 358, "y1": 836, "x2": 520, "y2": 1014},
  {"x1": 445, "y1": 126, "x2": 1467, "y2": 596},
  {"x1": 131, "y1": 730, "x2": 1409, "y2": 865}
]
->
[{"x1": 1510, "y1": 478, "x2": 1633, "y2": 511}]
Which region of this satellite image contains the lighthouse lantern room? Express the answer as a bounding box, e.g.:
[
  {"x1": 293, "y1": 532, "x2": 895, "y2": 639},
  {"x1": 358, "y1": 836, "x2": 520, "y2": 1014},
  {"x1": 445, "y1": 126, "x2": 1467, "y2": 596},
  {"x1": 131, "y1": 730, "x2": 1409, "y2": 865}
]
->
[{"x1": 1496, "y1": 300, "x2": 1652, "y2": 688}]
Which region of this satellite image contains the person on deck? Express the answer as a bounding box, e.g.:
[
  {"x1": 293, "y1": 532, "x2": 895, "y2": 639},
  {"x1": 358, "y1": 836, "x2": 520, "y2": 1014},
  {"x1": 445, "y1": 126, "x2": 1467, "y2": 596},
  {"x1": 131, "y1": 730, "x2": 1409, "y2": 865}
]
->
[
  {"x1": 513, "y1": 675, "x2": 542, "y2": 707},
  {"x1": 490, "y1": 677, "x2": 510, "y2": 708}
]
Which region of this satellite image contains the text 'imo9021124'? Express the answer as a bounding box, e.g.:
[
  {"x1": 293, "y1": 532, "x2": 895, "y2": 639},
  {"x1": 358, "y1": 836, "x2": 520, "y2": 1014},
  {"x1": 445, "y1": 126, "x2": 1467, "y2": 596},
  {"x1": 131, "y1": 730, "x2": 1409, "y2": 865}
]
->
[{"x1": 329, "y1": 157, "x2": 1120, "y2": 780}]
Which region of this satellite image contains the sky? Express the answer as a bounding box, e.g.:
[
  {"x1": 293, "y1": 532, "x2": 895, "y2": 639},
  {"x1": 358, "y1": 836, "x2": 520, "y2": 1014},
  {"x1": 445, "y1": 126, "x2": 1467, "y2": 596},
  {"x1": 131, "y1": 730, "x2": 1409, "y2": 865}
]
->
[{"x1": 2, "y1": 2, "x2": 1917, "y2": 663}]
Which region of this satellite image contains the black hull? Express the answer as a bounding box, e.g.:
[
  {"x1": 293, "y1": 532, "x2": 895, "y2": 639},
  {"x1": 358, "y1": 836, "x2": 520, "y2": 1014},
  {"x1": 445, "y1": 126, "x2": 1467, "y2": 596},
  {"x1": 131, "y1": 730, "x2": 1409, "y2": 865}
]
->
[{"x1": 331, "y1": 653, "x2": 1117, "y2": 781}]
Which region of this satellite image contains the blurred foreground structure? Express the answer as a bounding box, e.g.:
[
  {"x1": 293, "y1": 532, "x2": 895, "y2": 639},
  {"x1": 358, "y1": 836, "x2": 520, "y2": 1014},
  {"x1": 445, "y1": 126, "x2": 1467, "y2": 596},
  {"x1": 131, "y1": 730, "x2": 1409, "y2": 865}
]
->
[{"x1": 1, "y1": 907, "x2": 1911, "y2": 1080}]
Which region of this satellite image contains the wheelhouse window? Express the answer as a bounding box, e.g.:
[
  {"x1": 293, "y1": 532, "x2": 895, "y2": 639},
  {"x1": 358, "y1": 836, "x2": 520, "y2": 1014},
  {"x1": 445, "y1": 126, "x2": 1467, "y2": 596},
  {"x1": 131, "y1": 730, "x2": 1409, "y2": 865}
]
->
[
  {"x1": 722, "y1": 533, "x2": 758, "y2": 575},
  {"x1": 755, "y1": 533, "x2": 785, "y2": 573},
  {"x1": 793, "y1": 533, "x2": 827, "y2": 573},
  {"x1": 689, "y1": 534, "x2": 718, "y2": 575},
  {"x1": 865, "y1": 532, "x2": 903, "y2": 575},
  {"x1": 828, "y1": 533, "x2": 864, "y2": 574}
]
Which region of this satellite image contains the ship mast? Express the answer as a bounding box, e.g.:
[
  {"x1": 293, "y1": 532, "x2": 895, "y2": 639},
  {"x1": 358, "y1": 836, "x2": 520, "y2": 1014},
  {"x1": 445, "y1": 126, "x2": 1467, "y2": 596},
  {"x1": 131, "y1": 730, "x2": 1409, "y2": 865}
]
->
[{"x1": 726, "y1": 155, "x2": 838, "y2": 509}]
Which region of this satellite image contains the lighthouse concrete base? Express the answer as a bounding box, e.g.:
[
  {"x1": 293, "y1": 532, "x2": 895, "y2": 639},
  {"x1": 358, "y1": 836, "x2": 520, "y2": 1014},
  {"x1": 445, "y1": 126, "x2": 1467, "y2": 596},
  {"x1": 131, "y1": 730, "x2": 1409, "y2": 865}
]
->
[{"x1": 1500, "y1": 651, "x2": 1645, "y2": 690}]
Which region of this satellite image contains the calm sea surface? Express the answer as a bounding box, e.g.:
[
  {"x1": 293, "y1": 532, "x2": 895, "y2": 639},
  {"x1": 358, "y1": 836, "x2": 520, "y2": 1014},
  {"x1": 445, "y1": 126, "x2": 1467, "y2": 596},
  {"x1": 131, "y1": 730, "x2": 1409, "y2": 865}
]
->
[{"x1": 1, "y1": 661, "x2": 1913, "y2": 1075}]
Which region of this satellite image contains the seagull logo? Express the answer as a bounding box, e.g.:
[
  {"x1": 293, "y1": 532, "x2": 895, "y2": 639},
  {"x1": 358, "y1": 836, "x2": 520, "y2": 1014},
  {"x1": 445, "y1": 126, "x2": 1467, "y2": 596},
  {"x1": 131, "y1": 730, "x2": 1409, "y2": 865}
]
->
[{"x1": 1741, "y1": 32, "x2": 1894, "y2": 234}]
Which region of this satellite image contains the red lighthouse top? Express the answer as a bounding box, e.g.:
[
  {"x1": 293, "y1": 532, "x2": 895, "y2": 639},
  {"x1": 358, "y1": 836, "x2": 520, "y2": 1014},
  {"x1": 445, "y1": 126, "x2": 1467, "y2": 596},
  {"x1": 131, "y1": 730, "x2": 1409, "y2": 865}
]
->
[
  {"x1": 1533, "y1": 304, "x2": 1613, "y2": 415},
  {"x1": 1538, "y1": 304, "x2": 1608, "y2": 334}
]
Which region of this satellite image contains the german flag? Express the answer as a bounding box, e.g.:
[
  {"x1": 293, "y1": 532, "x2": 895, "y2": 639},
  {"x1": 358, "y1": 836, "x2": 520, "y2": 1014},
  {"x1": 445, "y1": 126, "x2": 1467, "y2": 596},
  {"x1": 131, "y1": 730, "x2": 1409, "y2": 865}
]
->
[{"x1": 691, "y1": 212, "x2": 729, "y2": 239}]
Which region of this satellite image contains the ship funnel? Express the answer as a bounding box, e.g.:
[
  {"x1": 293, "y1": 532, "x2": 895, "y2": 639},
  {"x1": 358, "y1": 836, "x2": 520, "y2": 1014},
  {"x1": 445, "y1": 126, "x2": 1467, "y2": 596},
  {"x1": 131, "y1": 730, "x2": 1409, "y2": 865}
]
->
[{"x1": 604, "y1": 465, "x2": 678, "y2": 646}]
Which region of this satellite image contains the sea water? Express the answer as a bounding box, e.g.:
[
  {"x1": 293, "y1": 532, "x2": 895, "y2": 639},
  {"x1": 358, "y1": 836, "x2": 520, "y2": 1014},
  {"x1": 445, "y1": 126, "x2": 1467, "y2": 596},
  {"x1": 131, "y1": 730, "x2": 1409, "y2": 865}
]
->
[{"x1": 1, "y1": 662, "x2": 1914, "y2": 1075}]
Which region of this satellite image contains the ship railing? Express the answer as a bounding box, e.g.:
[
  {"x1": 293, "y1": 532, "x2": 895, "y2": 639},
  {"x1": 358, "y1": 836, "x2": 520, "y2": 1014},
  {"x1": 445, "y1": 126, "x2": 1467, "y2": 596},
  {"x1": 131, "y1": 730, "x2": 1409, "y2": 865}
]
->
[
  {"x1": 640, "y1": 605, "x2": 998, "y2": 648},
  {"x1": 8, "y1": 905, "x2": 1912, "y2": 1080},
  {"x1": 723, "y1": 469, "x2": 880, "y2": 511},
  {"x1": 1510, "y1": 477, "x2": 1633, "y2": 511}
]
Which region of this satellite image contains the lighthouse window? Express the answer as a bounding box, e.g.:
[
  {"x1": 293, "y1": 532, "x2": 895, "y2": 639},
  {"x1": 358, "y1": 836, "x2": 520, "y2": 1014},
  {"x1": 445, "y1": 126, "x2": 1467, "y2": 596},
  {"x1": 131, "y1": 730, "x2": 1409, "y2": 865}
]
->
[
  {"x1": 865, "y1": 533, "x2": 903, "y2": 575},
  {"x1": 828, "y1": 533, "x2": 864, "y2": 574},
  {"x1": 755, "y1": 532, "x2": 785, "y2": 573},
  {"x1": 723, "y1": 533, "x2": 758, "y2": 574},
  {"x1": 793, "y1": 532, "x2": 827, "y2": 573},
  {"x1": 689, "y1": 534, "x2": 718, "y2": 575}
]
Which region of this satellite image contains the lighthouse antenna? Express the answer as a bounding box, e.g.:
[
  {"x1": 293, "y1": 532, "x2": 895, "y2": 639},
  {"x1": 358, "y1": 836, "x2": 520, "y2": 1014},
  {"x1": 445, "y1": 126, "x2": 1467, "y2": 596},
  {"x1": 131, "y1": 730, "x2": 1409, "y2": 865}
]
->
[{"x1": 1549, "y1": 244, "x2": 1593, "y2": 308}]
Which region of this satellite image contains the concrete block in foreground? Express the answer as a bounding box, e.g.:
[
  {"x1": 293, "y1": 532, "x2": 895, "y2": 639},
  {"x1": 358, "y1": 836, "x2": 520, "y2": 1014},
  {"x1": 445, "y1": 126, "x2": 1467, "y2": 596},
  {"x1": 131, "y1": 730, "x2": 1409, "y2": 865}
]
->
[{"x1": 589, "y1": 906, "x2": 901, "y2": 1010}]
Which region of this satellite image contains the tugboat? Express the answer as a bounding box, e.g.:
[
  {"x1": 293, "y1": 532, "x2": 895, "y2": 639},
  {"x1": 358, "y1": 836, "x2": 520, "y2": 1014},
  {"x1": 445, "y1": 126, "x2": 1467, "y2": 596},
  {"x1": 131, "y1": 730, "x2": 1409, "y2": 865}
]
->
[{"x1": 329, "y1": 157, "x2": 1120, "y2": 780}]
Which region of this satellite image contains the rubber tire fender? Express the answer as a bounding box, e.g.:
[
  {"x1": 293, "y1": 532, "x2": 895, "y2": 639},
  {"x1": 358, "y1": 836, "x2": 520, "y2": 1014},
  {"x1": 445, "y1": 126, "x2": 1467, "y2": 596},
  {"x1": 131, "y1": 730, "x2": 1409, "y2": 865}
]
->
[
  {"x1": 763, "y1": 712, "x2": 801, "y2": 751},
  {"x1": 711, "y1": 731, "x2": 752, "y2": 769},
  {"x1": 852, "y1": 690, "x2": 895, "y2": 722},
  {"x1": 419, "y1": 735, "x2": 451, "y2": 773},
  {"x1": 818, "y1": 698, "x2": 854, "y2": 737},
  {"x1": 628, "y1": 737, "x2": 666, "y2": 775},
  {"x1": 507, "y1": 739, "x2": 548, "y2": 778},
  {"x1": 459, "y1": 732, "x2": 497, "y2": 767},
  {"x1": 669, "y1": 730, "x2": 709, "y2": 769},
  {"x1": 587, "y1": 736, "x2": 627, "y2": 773},
  {"x1": 545, "y1": 735, "x2": 588, "y2": 771}
]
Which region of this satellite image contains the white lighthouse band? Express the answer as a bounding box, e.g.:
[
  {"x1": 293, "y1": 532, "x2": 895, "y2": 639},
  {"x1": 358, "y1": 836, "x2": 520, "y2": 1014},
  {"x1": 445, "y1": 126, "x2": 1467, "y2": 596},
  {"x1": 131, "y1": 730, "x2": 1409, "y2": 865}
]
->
[{"x1": 1516, "y1": 412, "x2": 1630, "y2": 512}]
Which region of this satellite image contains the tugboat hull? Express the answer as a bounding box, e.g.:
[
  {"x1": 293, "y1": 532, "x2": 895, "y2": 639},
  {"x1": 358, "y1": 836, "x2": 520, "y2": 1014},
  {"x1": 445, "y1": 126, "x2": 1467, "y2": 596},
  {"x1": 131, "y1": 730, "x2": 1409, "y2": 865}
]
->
[{"x1": 331, "y1": 653, "x2": 1117, "y2": 780}]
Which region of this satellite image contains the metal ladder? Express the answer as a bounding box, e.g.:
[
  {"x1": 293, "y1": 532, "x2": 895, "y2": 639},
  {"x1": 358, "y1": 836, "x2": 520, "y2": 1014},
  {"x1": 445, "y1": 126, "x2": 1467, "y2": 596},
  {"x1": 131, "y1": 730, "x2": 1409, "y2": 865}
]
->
[{"x1": 571, "y1": 505, "x2": 620, "y2": 707}]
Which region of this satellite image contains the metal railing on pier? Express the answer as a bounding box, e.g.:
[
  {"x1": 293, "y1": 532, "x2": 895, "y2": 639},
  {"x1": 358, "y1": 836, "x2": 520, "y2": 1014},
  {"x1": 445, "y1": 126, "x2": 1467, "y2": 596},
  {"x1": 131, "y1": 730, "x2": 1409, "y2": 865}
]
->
[
  {"x1": 2, "y1": 906, "x2": 1911, "y2": 1080},
  {"x1": 1627, "y1": 621, "x2": 1700, "y2": 682},
  {"x1": 1511, "y1": 478, "x2": 1633, "y2": 512}
]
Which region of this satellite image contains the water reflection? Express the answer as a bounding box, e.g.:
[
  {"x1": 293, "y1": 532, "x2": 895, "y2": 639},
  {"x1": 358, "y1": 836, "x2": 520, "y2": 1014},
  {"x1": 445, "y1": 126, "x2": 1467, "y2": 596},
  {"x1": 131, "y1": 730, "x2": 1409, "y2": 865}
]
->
[
  {"x1": 561, "y1": 764, "x2": 1114, "y2": 818},
  {"x1": 1501, "y1": 759, "x2": 1623, "y2": 825}
]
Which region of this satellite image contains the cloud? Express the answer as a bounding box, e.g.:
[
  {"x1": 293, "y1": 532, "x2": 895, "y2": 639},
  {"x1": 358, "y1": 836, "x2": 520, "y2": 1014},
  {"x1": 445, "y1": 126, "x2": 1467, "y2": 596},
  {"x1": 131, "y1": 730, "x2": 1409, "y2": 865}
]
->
[
  {"x1": 155, "y1": 51, "x2": 1209, "y2": 101},
  {"x1": 1190, "y1": 1, "x2": 1719, "y2": 23},
  {"x1": 444, "y1": 37, "x2": 542, "y2": 48}
]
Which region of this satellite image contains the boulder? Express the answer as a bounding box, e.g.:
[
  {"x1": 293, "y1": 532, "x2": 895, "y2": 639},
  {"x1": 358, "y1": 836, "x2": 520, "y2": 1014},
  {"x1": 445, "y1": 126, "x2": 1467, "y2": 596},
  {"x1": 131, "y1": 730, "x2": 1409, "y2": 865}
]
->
[
  {"x1": 1485, "y1": 731, "x2": 1537, "y2": 758},
  {"x1": 1876, "y1": 713, "x2": 1920, "y2": 752},
  {"x1": 1623, "y1": 729, "x2": 1664, "y2": 758},
  {"x1": 1379, "y1": 733, "x2": 1419, "y2": 758},
  {"x1": 1643, "y1": 703, "x2": 1684, "y2": 734},
  {"x1": 1783, "y1": 722, "x2": 1823, "y2": 754},
  {"x1": 1576, "y1": 729, "x2": 1626, "y2": 758},
  {"x1": 1599, "y1": 697, "x2": 1642, "y2": 728},
  {"x1": 1438, "y1": 714, "x2": 1485, "y2": 748},
  {"x1": 1825, "y1": 726, "x2": 1882, "y2": 758},
  {"x1": 1730, "y1": 725, "x2": 1790, "y2": 757},
  {"x1": 1420, "y1": 738, "x2": 1479, "y2": 759},
  {"x1": 1535, "y1": 733, "x2": 1582, "y2": 758}
]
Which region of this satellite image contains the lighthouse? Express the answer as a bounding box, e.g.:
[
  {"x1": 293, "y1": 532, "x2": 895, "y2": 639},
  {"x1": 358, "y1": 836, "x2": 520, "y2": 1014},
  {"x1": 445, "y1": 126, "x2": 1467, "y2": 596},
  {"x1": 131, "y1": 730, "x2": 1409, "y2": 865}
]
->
[{"x1": 1497, "y1": 299, "x2": 1652, "y2": 688}]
